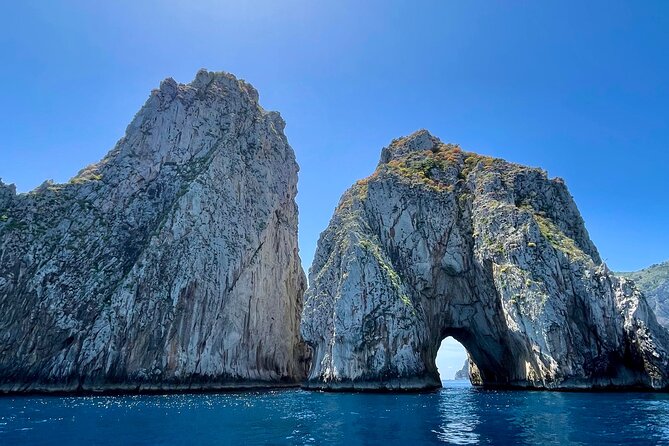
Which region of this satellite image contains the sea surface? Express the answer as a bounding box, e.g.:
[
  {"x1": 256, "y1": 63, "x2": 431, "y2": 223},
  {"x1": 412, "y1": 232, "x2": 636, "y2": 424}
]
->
[{"x1": 1, "y1": 381, "x2": 668, "y2": 445}]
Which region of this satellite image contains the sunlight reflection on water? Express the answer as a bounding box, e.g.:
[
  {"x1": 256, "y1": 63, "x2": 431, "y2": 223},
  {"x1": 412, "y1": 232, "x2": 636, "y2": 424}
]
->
[
  {"x1": 1, "y1": 383, "x2": 669, "y2": 445},
  {"x1": 433, "y1": 384, "x2": 480, "y2": 444}
]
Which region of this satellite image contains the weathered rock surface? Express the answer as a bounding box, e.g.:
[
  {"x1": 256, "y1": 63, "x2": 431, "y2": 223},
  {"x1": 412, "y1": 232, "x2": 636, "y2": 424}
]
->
[
  {"x1": 619, "y1": 261, "x2": 669, "y2": 328},
  {"x1": 301, "y1": 130, "x2": 669, "y2": 391},
  {"x1": 0, "y1": 70, "x2": 307, "y2": 392}
]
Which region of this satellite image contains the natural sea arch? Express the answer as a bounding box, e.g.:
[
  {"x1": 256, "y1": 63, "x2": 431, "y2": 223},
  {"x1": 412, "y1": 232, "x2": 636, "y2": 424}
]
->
[
  {"x1": 301, "y1": 130, "x2": 669, "y2": 391},
  {"x1": 423, "y1": 322, "x2": 530, "y2": 388},
  {"x1": 436, "y1": 338, "x2": 468, "y2": 381}
]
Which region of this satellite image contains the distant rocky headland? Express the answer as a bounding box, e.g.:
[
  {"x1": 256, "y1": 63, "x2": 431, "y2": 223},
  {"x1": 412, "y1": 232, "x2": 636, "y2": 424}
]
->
[
  {"x1": 618, "y1": 262, "x2": 669, "y2": 328},
  {"x1": 454, "y1": 361, "x2": 469, "y2": 381},
  {"x1": 0, "y1": 70, "x2": 667, "y2": 393}
]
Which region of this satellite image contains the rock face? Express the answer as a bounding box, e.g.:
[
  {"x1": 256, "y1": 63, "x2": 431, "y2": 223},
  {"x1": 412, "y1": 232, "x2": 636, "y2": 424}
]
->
[
  {"x1": 0, "y1": 70, "x2": 307, "y2": 392},
  {"x1": 619, "y1": 261, "x2": 669, "y2": 328},
  {"x1": 454, "y1": 361, "x2": 469, "y2": 380},
  {"x1": 301, "y1": 130, "x2": 669, "y2": 391}
]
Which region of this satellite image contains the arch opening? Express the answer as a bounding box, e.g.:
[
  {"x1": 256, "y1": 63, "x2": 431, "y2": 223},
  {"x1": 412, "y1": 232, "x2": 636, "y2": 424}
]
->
[{"x1": 436, "y1": 337, "x2": 470, "y2": 382}]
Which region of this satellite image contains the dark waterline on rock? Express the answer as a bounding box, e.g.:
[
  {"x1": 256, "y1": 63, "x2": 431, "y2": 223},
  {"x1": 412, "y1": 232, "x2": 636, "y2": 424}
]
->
[{"x1": 2, "y1": 381, "x2": 669, "y2": 445}]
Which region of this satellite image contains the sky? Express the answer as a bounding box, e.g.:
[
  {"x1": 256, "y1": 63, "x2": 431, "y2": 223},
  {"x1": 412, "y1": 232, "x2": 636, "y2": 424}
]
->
[{"x1": 1, "y1": 1, "x2": 668, "y2": 379}]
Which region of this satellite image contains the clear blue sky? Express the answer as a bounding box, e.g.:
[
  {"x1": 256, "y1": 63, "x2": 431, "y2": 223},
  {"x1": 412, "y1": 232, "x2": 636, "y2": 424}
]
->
[{"x1": 2, "y1": 1, "x2": 668, "y2": 378}]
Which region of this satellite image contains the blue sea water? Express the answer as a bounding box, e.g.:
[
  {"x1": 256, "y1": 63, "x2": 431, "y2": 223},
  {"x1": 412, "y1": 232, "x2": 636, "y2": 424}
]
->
[{"x1": 1, "y1": 381, "x2": 668, "y2": 445}]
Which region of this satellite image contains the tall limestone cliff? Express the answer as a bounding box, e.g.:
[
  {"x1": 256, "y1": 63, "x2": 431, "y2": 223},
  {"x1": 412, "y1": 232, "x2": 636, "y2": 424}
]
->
[
  {"x1": 0, "y1": 70, "x2": 307, "y2": 392},
  {"x1": 619, "y1": 261, "x2": 669, "y2": 328},
  {"x1": 301, "y1": 130, "x2": 669, "y2": 391}
]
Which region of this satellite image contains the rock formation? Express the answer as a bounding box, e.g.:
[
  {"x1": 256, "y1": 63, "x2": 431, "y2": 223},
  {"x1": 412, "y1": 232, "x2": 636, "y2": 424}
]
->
[
  {"x1": 454, "y1": 360, "x2": 469, "y2": 380},
  {"x1": 301, "y1": 130, "x2": 669, "y2": 391},
  {"x1": 0, "y1": 70, "x2": 307, "y2": 393},
  {"x1": 619, "y1": 261, "x2": 669, "y2": 328}
]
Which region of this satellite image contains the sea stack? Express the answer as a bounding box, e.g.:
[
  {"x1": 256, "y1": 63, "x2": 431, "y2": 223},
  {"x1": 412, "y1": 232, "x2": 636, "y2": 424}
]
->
[
  {"x1": 0, "y1": 70, "x2": 307, "y2": 392},
  {"x1": 301, "y1": 130, "x2": 669, "y2": 391}
]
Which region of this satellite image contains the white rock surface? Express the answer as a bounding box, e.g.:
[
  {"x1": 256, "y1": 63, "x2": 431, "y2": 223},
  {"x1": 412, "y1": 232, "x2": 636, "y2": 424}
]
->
[
  {"x1": 0, "y1": 70, "x2": 307, "y2": 392},
  {"x1": 302, "y1": 130, "x2": 669, "y2": 391}
]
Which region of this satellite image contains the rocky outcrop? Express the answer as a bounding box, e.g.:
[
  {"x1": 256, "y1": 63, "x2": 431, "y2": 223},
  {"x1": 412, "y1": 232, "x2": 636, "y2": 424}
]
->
[
  {"x1": 301, "y1": 130, "x2": 669, "y2": 391},
  {"x1": 0, "y1": 70, "x2": 307, "y2": 393},
  {"x1": 0, "y1": 181, "x2": 16, "y2": 210},
  {"x1": 619, "y1": 261, "x2": 669, "y2": 328}
]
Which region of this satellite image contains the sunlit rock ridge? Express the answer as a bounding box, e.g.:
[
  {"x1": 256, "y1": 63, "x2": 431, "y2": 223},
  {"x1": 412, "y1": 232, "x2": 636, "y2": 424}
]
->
[
  {"x1": 301, "y1": 130, "x2": 669, "y2": 391},
  {"x1": 0, "y1": 70, "x2": 307, "y2": 392}
]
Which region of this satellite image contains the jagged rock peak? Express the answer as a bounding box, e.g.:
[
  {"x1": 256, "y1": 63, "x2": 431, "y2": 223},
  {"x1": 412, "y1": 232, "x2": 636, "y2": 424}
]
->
[
  {"x1": 0, "y1": 69, "x2": 306, "y2": 393},
  {"x1": 154, "y1": 69, "x2": 260, "y2": 105},
  {"x1": 64, "y1": 69, "x2": 287, "y2": 195},
  {"x1": 379, "y1": 129, "x2": 458, "y2": 165},
  {"x1": 302, "y1": 131, "x2": 668, "y2": 391}
]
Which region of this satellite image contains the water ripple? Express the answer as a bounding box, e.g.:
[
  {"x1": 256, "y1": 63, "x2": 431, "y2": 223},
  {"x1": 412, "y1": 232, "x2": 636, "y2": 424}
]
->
[{"x1": 1, "y1": 383, "x2": 668, "y2": 445}]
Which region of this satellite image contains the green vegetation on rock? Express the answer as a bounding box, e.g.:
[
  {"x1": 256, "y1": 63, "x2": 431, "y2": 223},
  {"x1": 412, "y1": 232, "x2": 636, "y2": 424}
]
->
[
  {"x1": 359, "y1": 237, "x2": 413, "y2": 308},
  {"x1": 533, "y1": 213, "x2": 588, "y2": 262},
  {"x1": 70, "y1": 168, "x2": 103, "y2": 185}
]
